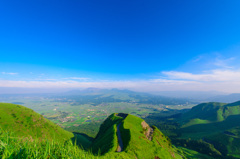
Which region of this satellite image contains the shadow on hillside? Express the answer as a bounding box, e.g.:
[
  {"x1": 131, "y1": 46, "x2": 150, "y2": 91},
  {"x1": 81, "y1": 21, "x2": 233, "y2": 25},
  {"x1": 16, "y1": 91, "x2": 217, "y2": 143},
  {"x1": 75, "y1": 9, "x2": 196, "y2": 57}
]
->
[
  {"x1": 73, "y1": 132, "x2": 94, "y2": 141},
  {"x1": 145, "y1": 108, "x2": 190, "y2": 120},
  {"x1": 9, "y1": 148, "x2": 27, "y2": 158},
  {"x1": 71, "y1": 132, "x2": 94, "y2": 150},
  {"x1": 180, "y1": 114, "x2": 240, "y2": 156},
  {"x1": 119, "y1": 122, "x2": 130, "y2": 151},
  {"x1": 181, "y1": 114, "x2": 240, "y2": 134}
]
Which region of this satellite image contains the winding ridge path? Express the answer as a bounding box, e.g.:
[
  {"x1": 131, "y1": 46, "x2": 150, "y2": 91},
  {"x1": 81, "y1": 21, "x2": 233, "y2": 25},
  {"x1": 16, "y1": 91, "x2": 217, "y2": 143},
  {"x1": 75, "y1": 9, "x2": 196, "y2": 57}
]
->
[
  {"x1": 116, "y1": 123, "x2": 124, "y2": 152},
  {"x1": 115, "y1": 113, "x2": 128, "y2": 152}
]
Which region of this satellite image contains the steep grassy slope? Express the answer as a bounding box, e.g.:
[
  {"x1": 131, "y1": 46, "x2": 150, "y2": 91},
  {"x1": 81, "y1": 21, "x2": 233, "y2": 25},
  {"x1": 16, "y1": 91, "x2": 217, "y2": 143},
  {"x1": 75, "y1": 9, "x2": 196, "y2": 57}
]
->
[
  {"x1": 91, "y1": 113, "x2": 123, "y2": 154},
  {"x1": 178, "y1": 101, "x2": 240, "y2": 158},
  {"x1": 0, "y1": 128, "x2": 135, "y2": 159},
  {"x1": 121, "y1": 115, "x2": 182, "y2": 159},
  {"x1": 0, "y1": 103, "x2": 73, "y2": 141},
  {"x1": 91, "y1": 113, "x2": 183, "y2": 159}
]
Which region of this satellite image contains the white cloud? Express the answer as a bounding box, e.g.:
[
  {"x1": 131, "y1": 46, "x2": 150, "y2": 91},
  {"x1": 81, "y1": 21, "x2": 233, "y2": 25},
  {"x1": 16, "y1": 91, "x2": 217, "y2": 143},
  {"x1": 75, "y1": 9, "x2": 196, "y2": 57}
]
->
[
  {"x1": 162, "y1": 69, "x2": 240, "y2": 82},
  {"x1": 1, "y1": 74, "x2": 240, "y2": 93},
  {"x1": 33, "y1": 79, "x2": 57, "y2": 81},
  {"x1": 1, "y1": 67, "x2": 240, "y2": 93},
  {"x1": 63, "y1": 77, "x2": 91, "y2": 80},
  {"x1": 2, "y1": 72, "x2": 18, "y2": 75},
  {"x1": 0, "y1": 80, "x2": 140, "y2": 89}
]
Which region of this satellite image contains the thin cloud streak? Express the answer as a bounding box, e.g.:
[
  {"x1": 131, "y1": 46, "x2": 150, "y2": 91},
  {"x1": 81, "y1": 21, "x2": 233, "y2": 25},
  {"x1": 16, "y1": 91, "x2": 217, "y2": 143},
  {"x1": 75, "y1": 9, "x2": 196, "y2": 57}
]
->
[
  {"x1": 2, "y1": 72, "x2": 18, "y2": 75},
  {"x1": 162, "y1": 70, "x2": 240, "y2": 82},
  {"x1": 63, "y1": 77, "x2": 91, "y2": 80},
  {"x1": 1, "y1": 75, "x2": 240, "y2": 93},
  {"x1": 1, "y1": 67, "x2": 240, "y2": 93},
  {"x1": 213, "y1": 57, "x2": 235, "y2": 69}
]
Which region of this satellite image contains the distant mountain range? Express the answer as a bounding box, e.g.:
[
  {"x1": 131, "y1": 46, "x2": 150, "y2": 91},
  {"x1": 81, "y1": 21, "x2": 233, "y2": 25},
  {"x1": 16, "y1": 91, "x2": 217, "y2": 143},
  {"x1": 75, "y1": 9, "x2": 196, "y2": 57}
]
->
[
  {"x1": 1, "y1": 87, "x2": 240, "y2": 104},
  {"x1": 150, "y1": 90, "x2": 227, "y2": 101},
  {"x1": 207, "y1": 93, "x2": 240, "y2": 103},
  {"x1": 151, "y1": 91, "x2": 240, "y2": 103},
  {"x1": 61, "y1": 88, "x2": 193, "y2": 105}
]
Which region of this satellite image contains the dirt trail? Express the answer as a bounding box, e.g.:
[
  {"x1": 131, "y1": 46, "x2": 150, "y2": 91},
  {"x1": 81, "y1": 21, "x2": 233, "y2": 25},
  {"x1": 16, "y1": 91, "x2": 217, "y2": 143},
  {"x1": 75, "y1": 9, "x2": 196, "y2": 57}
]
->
[
  {"x1": 115, "y1": 113, "x2": 128, "y2": 152},
  {"x1": 116, "y1": 123, "x2": 124, "y2": 152}
]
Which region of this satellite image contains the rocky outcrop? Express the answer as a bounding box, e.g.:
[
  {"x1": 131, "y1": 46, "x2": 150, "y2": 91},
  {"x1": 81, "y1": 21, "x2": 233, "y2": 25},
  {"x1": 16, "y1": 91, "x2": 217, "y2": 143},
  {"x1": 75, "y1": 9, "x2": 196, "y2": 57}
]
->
[{"x1": 141, "y1": 121, "x2": 154, "y2": 141}]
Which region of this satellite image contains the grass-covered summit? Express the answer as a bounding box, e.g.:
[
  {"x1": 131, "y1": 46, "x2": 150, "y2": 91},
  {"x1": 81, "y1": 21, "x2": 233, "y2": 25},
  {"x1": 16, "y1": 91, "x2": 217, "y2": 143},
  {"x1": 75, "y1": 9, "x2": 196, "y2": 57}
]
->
[
  {"x1": 0, "y1": 103, "x2": 73, "y2": 141},
  {"x1": 91, "y1": 113, "x2": 183, "y2": 159}
]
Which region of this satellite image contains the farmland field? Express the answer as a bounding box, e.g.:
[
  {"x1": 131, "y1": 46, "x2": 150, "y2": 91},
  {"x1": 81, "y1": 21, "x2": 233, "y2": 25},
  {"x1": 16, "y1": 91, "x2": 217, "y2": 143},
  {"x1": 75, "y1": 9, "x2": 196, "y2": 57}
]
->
[{"x1": 0, "y1": 90, "x2": 194, "y2": 137}]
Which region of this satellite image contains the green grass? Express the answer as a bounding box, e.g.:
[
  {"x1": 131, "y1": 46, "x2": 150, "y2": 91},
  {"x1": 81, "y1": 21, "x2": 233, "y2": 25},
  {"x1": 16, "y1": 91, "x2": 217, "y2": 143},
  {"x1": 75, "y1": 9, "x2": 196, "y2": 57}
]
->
[
  {"x1": 180, "y1": 102, "x2": 226, "y2": 125},
  {"x1": 182, "y1": 118, "x2": 210, "y2": 128},
  {"x1": 181, "y1": 115, "x2": 240, "y2": 139},
  {"x1": 178, "y1": 147, "x2": 214, "y2": 159},
  {"x1": 0, "y1": 103, "x2": 73, "y2": 141},
  {"x1": 180, "y1": 102, "x2": 240, "y2": 127},
  {"x1": 0, "y1": 115, "x2": 184, "y2": 159},
  {"x1": 178, "y1": 101, "x2": 240, "y2": 157},
  {"x1": 91, "y1": 114, "x2": 123, "y2": 155},
  {"x1": 0, "y1": 103, "x2": 185, "y2": 158},
  {"x1": 120, "y1": 114, "x2": 182, "y2": 159},
  {"x1": 206, "y1": 130, "x2": 240, "y2": 157},
  {"x1": 72, "y1": 133, "x2": 93, "y2": 150},
  {"x1": 90, "y1": 113, "x2": 183, "y2": 159},
  {"x1": 0, "y1": 129, "x2": 134, "y2": 159}
]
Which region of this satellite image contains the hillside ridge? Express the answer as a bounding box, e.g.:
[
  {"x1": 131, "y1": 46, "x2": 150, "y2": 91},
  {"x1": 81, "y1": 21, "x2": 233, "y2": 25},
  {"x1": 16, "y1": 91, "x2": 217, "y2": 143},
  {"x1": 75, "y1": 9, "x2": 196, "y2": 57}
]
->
[
  {"x1": 115, "y1": 113, "x2": 128, "y2": 152},
  {"x1": 176, "y1": 101, "x2": 240, "y2": 158},
  {"x1": 0, "y1": 103, "x2": 74, "y2": 141},
  {"x1": 91, "y1": 112, "x2": 182, "y2": 158}
]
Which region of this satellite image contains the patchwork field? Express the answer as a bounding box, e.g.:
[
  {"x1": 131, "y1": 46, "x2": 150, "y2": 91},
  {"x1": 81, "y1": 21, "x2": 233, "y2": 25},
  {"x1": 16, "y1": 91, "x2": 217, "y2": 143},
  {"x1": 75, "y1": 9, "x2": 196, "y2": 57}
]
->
[{"x1": 0, "y1": 90, "x2": 194, "y2": 137}]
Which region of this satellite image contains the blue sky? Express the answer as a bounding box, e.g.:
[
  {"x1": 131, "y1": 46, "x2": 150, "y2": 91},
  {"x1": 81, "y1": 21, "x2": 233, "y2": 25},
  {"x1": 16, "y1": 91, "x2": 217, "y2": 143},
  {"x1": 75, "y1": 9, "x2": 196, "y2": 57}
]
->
[{"x1": 1, "y1": 0, "x2": 240, "y2": 93}]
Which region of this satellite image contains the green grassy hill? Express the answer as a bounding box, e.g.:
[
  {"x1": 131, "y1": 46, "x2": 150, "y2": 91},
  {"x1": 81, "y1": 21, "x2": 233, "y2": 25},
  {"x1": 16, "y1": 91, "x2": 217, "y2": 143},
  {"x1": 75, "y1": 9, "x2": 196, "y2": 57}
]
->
[
  {"x1": 180, "y1": 102, "x2": 226, "y2": 125},
  {"x1": 91, "y1": 113, "x2": 183, "y2": 159},
  {"x1": 91, "y1": 113, "x2": 123, "y2": 154},
  {"x1": 1, "y1": 103, "x2": 207, "y2": 158},
  {"x1": 0, "y1": 103, "x2": 73, "y2": 141},
  {"x1": 179, "y1": 101, "x2": 240, "y2": 127},
  {"x1": 177, "y1": 101, "x2": 240, "y2": 158}
]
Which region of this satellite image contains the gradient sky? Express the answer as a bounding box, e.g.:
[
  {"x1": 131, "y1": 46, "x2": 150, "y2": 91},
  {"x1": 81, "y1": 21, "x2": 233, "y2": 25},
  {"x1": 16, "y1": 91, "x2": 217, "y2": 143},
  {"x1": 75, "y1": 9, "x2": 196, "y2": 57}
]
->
[{"x1": 1, "y1": 0, "x2": 240, "y2": 93}]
